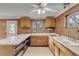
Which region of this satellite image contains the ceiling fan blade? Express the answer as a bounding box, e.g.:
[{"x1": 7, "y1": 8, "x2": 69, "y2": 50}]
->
[
  {"x1": 44, "y1": 7, "x2": 58, "y2": 12},
  {"x1": 31, "y1": 4, "x2": 38, "y2": 8},
  {"x1": 30, "y1": 9, "x2": 38, "y2": 14},
  {"x1": 40, "y1": 3, "x2": 48, "y2": 7}
]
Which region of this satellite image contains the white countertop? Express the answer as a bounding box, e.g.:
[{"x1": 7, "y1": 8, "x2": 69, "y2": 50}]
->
[
  {"x1": 30, "y1": 33, "x2": 54, "y2": 36},
  {"x1": 0, "y1": 33, "x2": 55, "y2": 45},
  {"x1": 0, "y1": 33, "x2": 79, "y2": 55},
  {"x1": 0, "y1": 34, "x2": 31, "y2": 45},
  {"x1": 51, "y1": 35, "x2": 79, "y2": 55}
]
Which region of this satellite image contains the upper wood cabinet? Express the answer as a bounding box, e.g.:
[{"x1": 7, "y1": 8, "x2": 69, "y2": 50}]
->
[
  {"x1": 44, "y1": 17, "x2": 55, "y2": 28},
  {"x1": 19, "y1": 17, "x2": 31, "y2": 28}
]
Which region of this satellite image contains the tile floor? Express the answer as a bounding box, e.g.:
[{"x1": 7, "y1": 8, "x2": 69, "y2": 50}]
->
[{"x1": 23, "y1": 47, "x2": 53, "y2": 56}]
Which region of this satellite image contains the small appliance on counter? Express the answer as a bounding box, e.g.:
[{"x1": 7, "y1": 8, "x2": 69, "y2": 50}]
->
[{"x1": 47, "y1": 27, "x2": 55, "y2": 33}]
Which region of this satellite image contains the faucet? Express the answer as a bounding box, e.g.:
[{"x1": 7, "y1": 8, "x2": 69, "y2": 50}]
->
[
  {"x1": 68, "y1": 29, "x2": 72, "y2": 41},
  {"x1": 70, "y1": 36, "x2": 79, "y2": 43},
  {"x1": 68, "y1": 33, "x2": 71, "y2": 41},
  {"x1": 57, "y1": 33, "x2": 61, "y2": 37}
]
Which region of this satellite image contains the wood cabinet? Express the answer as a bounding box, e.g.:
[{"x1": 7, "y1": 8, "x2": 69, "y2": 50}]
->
[
  {"x1": 18, "y1": 17, "x2": 31, "y2": 34},
  {"x1": 30, "y1": 36, "x2": 48, "y2": 46},
  {"x1": 0, "y1": 37, "x2": 30, "y2": 56},
  {"x1": 60, "y1": 50, "x2": 66, "y2": 56},
  {"x1": 50, "y1": 37, "x2": 77, "y2": 56},
  {"x1": 51, "y1": 39, "x2": 55, "y2": 55},
  {"x1": 0, "y1": 45, "x2": 15, "y2": 56},
  {"x1": 45, "y1": 17, "x2": 55, "y2": 28},
  {"x1": 54, "y1": 45, "x2": 60, "y2": 56},
  {"x1": 54, "y1": 39, "x2": 77, "y2": 56},
  {"x1": 19, "y1": 17, "x2": 31, "y2": 28},
  {"x1": 0, "y1": 20, "x2": 6, "y2": 39}
]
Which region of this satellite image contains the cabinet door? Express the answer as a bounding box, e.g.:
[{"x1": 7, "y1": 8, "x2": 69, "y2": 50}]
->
[
  {"x1": 54, "y1": 45, "x2": 60, "y2": 56},
  {"x1": 45, "y1": 19, "x2": 50, "y2": 27},
  {"x1": 41, "y1": 36, "x2": 48, "y2": 46},
  {"x1": 45, "y1": 17, "x2": 55, "y2": 27},
  {"x1": 51, "y1": 40, "x2": 55, "y2": 55},
  {"x1": 25, "y1": 19, "x2": 31, "y2": 27},
  {"x1": 30, "y1": 36, "x2": 48, "y2": 46},
  {"x1": 19, "y1": 19, "x2": 25, "y2": 28},
  {"x1": 36, "y1": 37, "x2": 42, "y2": 45},
  {"x1": 0, "y1": 45, "x2": 15, "y2": 56},
  {"x1": 0, "y1": 20, "x2": 6, "y2": 38},
  {"x1": 51, "y1": 19, "x2": 55, "y2": 27},
  {"x1": 60, "y1": 50, "x2": 66, "y2": 56},
  {"x1": 19, "y1": 17, "x2": 31, "y2": 28},
  {"x1": 30, "y1": 36, "x2": 37, "y2": 46}
]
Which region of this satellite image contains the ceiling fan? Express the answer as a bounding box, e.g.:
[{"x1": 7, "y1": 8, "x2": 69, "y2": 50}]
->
[{"x1": 30, "y1": 3, "x2": 58, "y2": 15}]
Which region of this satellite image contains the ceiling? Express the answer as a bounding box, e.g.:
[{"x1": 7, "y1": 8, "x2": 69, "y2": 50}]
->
[{"x1": 0, "y1": 3, "x2": 76, "y2": 19}]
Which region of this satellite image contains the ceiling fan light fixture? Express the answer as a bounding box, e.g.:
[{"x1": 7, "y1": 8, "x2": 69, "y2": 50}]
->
[
  {"x1": 37, "y1": 9, "x2": 41, "y2": 15},
  {"x1": 42, "y1": 10, "x2": 45, "y2": 14},
  {"x1": 30, "y1": 3, "x2": 58, "y2": 15},
  {"x1": 37, "y1": 9, "x2": 46, "y2": 15}
]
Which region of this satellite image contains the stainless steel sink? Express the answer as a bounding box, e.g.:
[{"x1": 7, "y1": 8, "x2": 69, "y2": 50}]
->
[
  {"x1": 51, "y1": 35, "x2": 79, "y2": 47},
  {"x1": 62, "y1": 41, "x2": 79, "y2": 46},
  {"x1": 55, "y1": 36, "x2": 79, "y2": 46}
]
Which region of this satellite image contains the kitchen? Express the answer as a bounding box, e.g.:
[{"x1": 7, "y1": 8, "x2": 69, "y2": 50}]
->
[{"x1": 0, "y1": 3, "x2": 79, "y2": 56}]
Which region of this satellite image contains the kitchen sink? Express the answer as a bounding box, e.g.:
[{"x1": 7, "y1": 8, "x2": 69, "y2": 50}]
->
[
  {"x1": 51, "y1": 33, "x2": 79, "y2": 47},
  {"x1": 52, "y1": 35, "x2": 79, "y2": 47},
  {"x1": 62, "y1": 40, "x2": 79, "y2": 46}
]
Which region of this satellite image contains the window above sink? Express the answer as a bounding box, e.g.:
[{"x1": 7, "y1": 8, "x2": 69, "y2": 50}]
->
[{"x1": 66, "y1": 11, "x2": 79, "y2": 29}]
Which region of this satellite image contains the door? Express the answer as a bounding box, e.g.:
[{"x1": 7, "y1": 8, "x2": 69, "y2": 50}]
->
[{"x1": 7, "y1": 20, "x2": 17, "y2": 38}]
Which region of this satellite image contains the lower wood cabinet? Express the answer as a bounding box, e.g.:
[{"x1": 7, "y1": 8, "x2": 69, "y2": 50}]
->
[
  {"x1": 51, "y1": 40, "x2": 55, "y2": 55},
  {"x1": 50, "y1": 37, "x2": 77, "y2": 56},
  {"x1": 0, "y1": 38, "x2": 30, "y2": 56},
  {"x1": 60, "y1": 50, "x2": 66, "y2": 56},
  {"x1": 30, "y1": 36, "x2": 48, "y2": 46},
  {"x1": 0, "y1": 45, "x2": 15, "y2": 56},
  {"x1": 54, "y1": 45, "x2": 60, "y2": 56}
]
